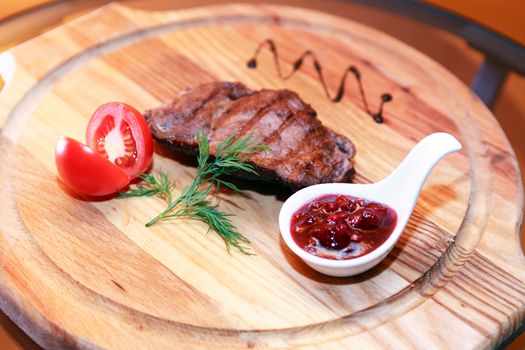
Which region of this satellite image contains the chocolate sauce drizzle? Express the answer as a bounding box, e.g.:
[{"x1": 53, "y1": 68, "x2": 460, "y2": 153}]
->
[{"x1": 247, "y1": 39, "x2": 392, "y2": 123}]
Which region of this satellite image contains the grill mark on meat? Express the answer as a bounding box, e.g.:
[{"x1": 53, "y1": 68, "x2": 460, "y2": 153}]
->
[
  {"x1": 251, "y1": 106, "x2": 296, "y2": 165},
  {"x1": 210, "y1": 91, "x2": 285, "y2": 147},
  {"x1": 145, "y1": 81, "x2": 355, "y2": 189},
  {"x1": 243, "y1": 97, "x2": 295, "y2": 167},
  {"x1": 168, "y1": 85, "x2": 224, "y2": 141},
  {"x1": 210, "y1": 88, "x2": 264, "y2": 132},
  {"x1": 234, "y1": 92, "x2": 289, "y2": 142},
  {"x1": 242, "y1": 103, "x2": 320, "y2": 186},
  {"x1": 187, "y1": 82, "x2": 253, "y2": 128},
  {"x1": 275, "y1": 114, "x2": 316, "y2": 168},
  {"x1": 189, "y1": 86, "x2": 242, "y2": 138},
  {"x1": 271, "y1": 114, "x2": 323, "y2": 184},
  {"x1": 209, "y1": 99, "x2": 252, "y2": 137},
  {"x1": 183, "y1": 85, "x2": 222, "y2": 122}
]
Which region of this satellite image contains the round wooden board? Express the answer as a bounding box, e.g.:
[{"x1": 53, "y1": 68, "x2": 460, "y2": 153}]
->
[{"x1": 0, "y1": 3, "x2": 523, "y2": 349}]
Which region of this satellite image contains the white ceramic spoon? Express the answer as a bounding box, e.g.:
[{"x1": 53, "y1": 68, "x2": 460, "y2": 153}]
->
[{"x1": 279, "y1": 132, "x2": 462, "y2": 277}]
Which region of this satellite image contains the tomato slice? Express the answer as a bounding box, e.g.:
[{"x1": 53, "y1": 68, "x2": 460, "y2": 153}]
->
[
  {"x1": 86, "y1": 102, "x2": 153, "y2": 179},
  {"x1": 55, "y1": 137, "x2": 130, "y2": 196}
]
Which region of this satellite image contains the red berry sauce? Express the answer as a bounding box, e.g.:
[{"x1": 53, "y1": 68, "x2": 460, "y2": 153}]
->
[{"x1": 290, "y1": 195, "x2": 397, "y2": 260}]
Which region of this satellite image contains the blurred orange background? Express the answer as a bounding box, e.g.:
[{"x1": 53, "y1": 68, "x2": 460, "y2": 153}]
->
[{"x1": 427, "y1": 0, "x2": 525, "y2": 45}]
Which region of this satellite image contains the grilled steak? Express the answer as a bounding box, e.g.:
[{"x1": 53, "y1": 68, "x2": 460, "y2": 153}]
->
[{"x1": 144, "y1": 81, "x2": 355, "y2": 189}]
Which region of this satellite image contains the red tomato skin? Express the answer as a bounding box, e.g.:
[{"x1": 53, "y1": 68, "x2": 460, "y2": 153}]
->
[
  {"x1": 55, "y1": 137, "x2": 130, "y2": 196},
  {"x1": 86, "y1": 102, "x2": 153, "y2": 179}
]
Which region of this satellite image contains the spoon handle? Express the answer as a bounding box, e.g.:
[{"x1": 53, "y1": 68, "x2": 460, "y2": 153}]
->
[{"x1": 379, "y1": 132, "x2": 462, "y2": 212}]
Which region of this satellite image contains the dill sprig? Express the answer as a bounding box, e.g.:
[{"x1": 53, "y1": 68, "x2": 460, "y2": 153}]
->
[
  {"x1": 119, "y1": 171, "x2": 175, "y2": 203},
  {"x1": 121, "y1": 131, "x2": 269, "y2": 254}
]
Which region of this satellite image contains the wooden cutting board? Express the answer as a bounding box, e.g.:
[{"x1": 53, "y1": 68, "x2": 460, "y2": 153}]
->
[{"x1": 0, "y1": 3, "x2": 523, "y2": 349}]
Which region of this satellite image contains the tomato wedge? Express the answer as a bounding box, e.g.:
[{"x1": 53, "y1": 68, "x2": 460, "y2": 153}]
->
[
  {"x1": 86, "y1": 102, "x2": 153, "y2": 179},
  {"x1": 55, "y1": 137, "x2": 130, "y2": 196}
]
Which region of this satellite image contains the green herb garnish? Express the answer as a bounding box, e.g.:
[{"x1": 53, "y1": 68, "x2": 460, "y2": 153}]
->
[
  {"x1": 119, "y1": 170, "x2": 175, "y2": 203},
  {"x1": 121, "y1": 131, "x2": 269, "y2": 254}
]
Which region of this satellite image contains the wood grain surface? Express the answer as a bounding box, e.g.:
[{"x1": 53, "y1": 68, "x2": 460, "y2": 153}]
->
[{"x1": 0, "y1": 3, "x2": 523, "y2": 349}]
